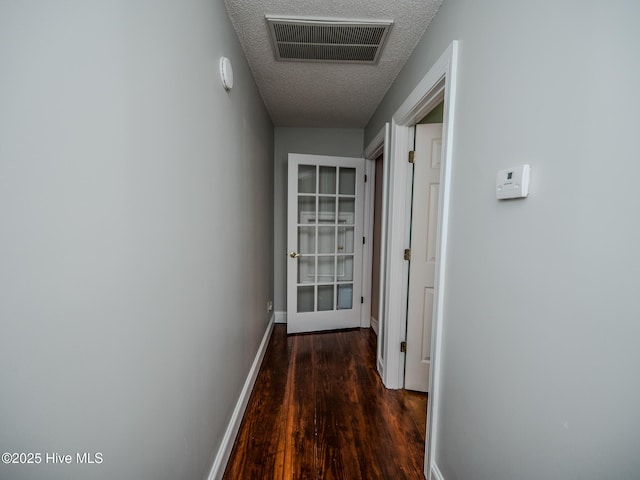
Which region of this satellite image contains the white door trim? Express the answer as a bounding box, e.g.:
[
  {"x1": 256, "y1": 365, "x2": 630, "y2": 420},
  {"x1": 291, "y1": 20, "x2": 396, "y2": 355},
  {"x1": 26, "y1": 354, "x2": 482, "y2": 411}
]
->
[
  {"x1": 359, "y1": 157, "x2": 375, "y2": 329},
  {"x1": 361, "y1": 124, "x2": 387, "y2": 330},
  {"x1": 381, "y1": 41, "x2": 458, "y2": 480},
  {"x1": 364, "y1": 123, "x2": 390, "y2": 378}
]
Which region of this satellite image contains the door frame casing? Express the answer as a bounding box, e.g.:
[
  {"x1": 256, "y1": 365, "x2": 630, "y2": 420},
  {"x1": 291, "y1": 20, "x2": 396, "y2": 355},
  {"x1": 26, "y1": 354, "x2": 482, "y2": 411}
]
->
[
  {"x1": 364, "y1": 123, "x2": 390, "y2": 377},
  {"x1": 379, "y1": 41, "x2": 458, "y2": 479},
  {"x1": 359, "y1": 153, "x2": 377, "y2": 329}
]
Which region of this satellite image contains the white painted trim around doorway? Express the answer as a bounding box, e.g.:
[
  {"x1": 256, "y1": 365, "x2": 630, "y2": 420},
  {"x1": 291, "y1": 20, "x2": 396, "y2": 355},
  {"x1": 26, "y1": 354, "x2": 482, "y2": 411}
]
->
[
  {"x1": 360, "y1": 156, "x2": 376, "y2": 329},
  {"x1": 364, "y1": 123, "x2": 390, "y2": 379},
  {"x1": 382, "y1": 41, "x2": 458, "y2": 480}
]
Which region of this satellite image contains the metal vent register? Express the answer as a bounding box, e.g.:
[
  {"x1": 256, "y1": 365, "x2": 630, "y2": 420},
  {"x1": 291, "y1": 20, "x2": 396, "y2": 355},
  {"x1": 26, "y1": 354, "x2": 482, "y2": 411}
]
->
[{"x1": 266, "y1": 16, "x2": 393, "y2": 64}]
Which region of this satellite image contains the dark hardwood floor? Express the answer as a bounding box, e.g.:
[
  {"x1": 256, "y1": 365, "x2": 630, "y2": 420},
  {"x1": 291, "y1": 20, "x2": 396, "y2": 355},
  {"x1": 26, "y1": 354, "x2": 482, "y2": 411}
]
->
[{"x1": 223, "y1": 325, "x2": 428, "y2": 480}]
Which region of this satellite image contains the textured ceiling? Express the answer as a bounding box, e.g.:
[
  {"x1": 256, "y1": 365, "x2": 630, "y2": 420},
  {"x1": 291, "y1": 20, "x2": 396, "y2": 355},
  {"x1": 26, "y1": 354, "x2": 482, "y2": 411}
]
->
[{"x1": 224, "y1": 0, "x2": 443, "y2": 128}]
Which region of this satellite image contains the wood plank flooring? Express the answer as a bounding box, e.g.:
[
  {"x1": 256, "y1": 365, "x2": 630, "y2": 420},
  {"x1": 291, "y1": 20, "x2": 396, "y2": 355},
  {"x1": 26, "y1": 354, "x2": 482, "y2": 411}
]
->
[{"x1": 223, "y1": 326, "x2": 427, "y2": 480}]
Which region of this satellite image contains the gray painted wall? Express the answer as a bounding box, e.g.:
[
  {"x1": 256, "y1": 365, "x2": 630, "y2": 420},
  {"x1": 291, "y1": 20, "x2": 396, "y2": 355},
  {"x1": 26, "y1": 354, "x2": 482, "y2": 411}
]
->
[
  {"x1": 366, "y1": 1, "x2": 640, "y2": 479},
  {"x1": 419, "y1": 101, "x2": 444, "y2": 124},
  {"x1": 0, "y1": 2, "x2": 273, "y2": 479},
  {"x1": 273, "y1": 128, "x2": 363, "y2": 313}
]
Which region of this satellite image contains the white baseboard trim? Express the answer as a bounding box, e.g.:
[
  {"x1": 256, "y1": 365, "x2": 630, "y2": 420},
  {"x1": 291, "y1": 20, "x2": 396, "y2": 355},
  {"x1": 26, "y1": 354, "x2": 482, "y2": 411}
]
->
[
  {"x1": 431, "y1": 462, "x2": 445, "y2": 480},
  {"x1": 274, "y1": 311, "x2": 287, "y2": 323},
  {"x1": 206, "y1": 314, "x2": 275, "y2": 480},
  {"x1": 370, "y1": 316, "x2": 379, "y2": 335}
]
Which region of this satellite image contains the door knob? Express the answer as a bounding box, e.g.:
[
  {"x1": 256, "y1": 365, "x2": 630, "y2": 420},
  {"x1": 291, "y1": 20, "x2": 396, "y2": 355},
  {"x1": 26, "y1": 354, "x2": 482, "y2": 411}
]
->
[{"x1": 289, "y1": 251, "x2": 301, "y2": 258}]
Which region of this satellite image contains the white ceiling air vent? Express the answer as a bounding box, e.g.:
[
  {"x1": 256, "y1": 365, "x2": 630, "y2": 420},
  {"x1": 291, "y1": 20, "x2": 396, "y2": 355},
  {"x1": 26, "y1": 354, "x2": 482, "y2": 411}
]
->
[{"x1": 265, "y1": 16, "x2": 393, "y2": 64}]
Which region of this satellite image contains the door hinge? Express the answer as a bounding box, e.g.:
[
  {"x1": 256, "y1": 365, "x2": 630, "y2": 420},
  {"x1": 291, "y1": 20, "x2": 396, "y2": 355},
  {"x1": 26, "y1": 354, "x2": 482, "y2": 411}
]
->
[
  {"x1": 408, "y1": 151, "x2": 415, "y2": 164},
  {"x1": 363, "y1": 236, "x2": 366, "y2": 245},
  {"x1": 361, "y1": 296, "x2": 364, "y2": 304},
  {"x1": 364, "y1": 174, "x2": 368, "y2": 183},
  {"x1": 401, "y1": 341, "x2": 407, "y2": 353},
  {"x1": 404, "y1": 248, "x2": 411, "y2": 261}
]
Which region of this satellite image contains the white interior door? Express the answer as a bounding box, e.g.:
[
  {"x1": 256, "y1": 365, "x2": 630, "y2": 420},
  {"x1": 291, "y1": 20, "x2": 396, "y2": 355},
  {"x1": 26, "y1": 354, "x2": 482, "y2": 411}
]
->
[
  {"x1": 405, "y1": 124, "x2": 442, "y2": 392},
  {"x1": 287, "y1": 154, "x2": 365, "y2": 334}
]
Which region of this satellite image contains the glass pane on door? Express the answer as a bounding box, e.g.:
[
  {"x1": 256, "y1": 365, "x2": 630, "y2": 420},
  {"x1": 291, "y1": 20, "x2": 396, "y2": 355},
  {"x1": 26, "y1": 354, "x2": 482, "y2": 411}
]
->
[
  {"x1": 298, "y1": 196, "x2": 316, "y2": 223},
  {"x1": 319, "y1": 166, "x2": 336, "y2": 194},
  {"x1": 337, "y1": 255, "x2": 354, "y2": 282},
  {"x1": 298, "y1": 286, "x2": 314, "y2": 312},
  {"x1": 338, "y1": 198, "x2": 355, "y2": 224},
  {"x1": 299, "y1": 165, "x2": 316, "y2": 193},
  {"x1": 317, "y1": 257, "x2": 335, "y2": 282},
  {"x1": 298, "y1": 257, "x2": 315, "y2": 284},
  {"x1": 318, "y1": 226, "x2": 335, "y2": 254},
  {"x1": 319, "y1": 197, "x2": 336, "y2": 223},
  {"x1": 298, "y1": 226, "x2": 315, "y2": 254},
  {"x1": 337, "y1": 226, "x2": 354, "y2": 253},
  {"x1": 317, "y1": 285, "x2": 334, "y2": 311},
  {"x1": 337, "y1": 284, "x2": 353, "y2": 310},
  {"x1": 339, "y1": 167, "x2": 356, "y2": 195}
]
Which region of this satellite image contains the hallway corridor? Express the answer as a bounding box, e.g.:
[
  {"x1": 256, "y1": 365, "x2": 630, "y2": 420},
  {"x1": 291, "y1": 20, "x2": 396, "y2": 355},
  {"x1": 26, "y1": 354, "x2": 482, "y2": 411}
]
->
[{"x1": 223, "y1": 326, "x2": 427, "y2": 479}]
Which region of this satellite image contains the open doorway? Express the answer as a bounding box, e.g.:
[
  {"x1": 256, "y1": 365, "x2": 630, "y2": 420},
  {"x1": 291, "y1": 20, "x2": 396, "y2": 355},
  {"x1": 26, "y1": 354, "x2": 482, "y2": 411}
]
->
[
  {"x1": 369, "y1": 153, "x2": 384, "y2": 336},
  {"x1": 363, "y1": 123, "x2": 390, "y2": 377}
]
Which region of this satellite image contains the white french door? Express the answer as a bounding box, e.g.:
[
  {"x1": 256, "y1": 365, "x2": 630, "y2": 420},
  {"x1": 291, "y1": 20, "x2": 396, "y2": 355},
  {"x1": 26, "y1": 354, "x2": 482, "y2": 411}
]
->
[{"x1": 287, "y1": 154, "x2": 365, "y2": 334}]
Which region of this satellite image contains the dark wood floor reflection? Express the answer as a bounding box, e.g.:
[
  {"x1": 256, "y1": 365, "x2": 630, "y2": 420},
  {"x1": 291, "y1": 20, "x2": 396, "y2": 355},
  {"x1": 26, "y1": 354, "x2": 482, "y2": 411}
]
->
[{"x1": 223, "y1": 325, "x2": 427, "y2": 480}]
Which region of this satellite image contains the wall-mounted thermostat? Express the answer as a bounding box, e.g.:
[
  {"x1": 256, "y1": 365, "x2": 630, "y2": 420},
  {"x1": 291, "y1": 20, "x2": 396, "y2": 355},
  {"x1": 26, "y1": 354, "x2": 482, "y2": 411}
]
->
[{"x1": 496, "y1": 164, "x2": 530, "y2": 199}]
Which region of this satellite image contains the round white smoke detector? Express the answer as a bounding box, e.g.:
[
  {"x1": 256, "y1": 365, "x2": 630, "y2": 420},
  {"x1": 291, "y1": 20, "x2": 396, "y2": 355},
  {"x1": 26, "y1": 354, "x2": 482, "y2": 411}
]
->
[{"x1": 220, "y1": 57, "x2": 233, "y2": 91}]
